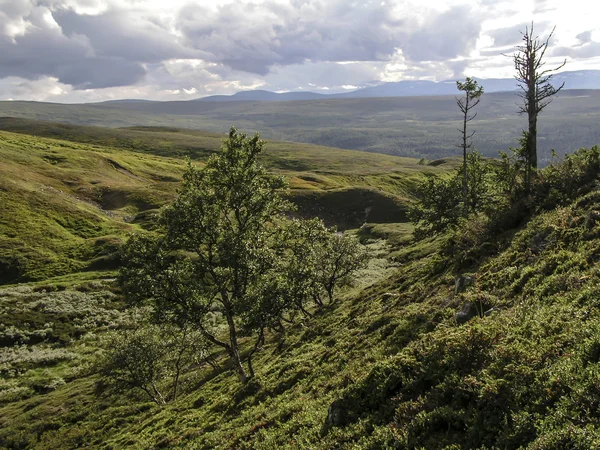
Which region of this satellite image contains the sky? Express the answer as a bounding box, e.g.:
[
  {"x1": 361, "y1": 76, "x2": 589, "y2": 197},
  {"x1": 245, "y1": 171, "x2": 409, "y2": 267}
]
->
[{"x1": 0, "y1": 0, "x2": 598, "y2": 103}]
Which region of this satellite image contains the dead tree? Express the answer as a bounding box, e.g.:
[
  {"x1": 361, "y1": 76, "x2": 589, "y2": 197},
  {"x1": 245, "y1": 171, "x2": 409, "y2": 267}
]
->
[{"x1": 511, "y1": 23, "x2": 566, "y2": 188}]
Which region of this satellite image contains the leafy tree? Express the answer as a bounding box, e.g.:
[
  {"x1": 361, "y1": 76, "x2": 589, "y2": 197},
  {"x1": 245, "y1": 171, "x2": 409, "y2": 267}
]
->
[
  {"x1": 119, "y1": 128, "x2": 367, "y2": 383},
  {"x1": 279, "y1": 218, "x2": 330, "y2": 313},
  {"x1": 120, "y1": 128, "x2": 291, "y2": 382},
  {"x1": 510, "y1": 23, "x2": 566, "y2": 188},
  {"x1": 409, "y1": 153, "x2": 493, "y2": 238},
  {"x1": 456, "y1": 77, "x2": 484, "y2": 213},
  {"x1": 464, "y1": 151, "x2": 493, "y2": 214},
  {"x1": 496, "y1": 131, "x2": 528, "y2": 200},
  {"x1": 409, "y1": 174, "x2": 462, "y2": 238},
  {"x1": 100, "y1": 323, "x2": 207, "y2": 405},
  {"x1": 317, "y1": 233, "x2": 368, "y2": 304}
]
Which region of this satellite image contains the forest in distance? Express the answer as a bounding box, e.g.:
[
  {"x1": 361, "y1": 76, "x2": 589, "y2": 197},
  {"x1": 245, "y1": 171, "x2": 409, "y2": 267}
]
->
[{"x1": 1, "y1": 88, "x2": 600, "y2": 164}]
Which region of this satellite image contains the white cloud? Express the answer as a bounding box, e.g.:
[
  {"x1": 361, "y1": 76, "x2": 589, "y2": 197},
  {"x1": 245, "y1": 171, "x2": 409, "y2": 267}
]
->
[{"x1": 0, "y1": 0, "x2": 598, "y2": 102}]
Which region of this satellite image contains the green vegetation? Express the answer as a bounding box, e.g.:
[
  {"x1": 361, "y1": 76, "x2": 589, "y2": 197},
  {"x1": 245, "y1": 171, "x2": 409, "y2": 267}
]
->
[
  {"x1": 2, "y1": 89, "x2": 600, "y2": 163},
  {"x1": 119, "y1": 128, "x2": 367, "y2": 383},
  {"x1": 0, "y1": 119, "x2": 450, "y2": 284},
  {"x1": 2, "y1": 110, "x2": 600, "y2": 448}
]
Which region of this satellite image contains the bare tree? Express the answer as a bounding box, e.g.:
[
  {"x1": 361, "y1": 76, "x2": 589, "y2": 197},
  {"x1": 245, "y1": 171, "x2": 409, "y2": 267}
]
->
[
  {"x1": 456, "y1": 77, "x2": 484, "y2": 213},
  {"x1": 511, "y1": 23, "x2": 566, "y2": 187}
]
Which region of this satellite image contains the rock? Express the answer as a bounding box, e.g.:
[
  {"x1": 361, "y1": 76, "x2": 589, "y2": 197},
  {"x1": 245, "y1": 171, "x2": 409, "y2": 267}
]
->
[
  {"x1": 327, "y1": 399, "x2": 346, "y2": 426},
  {"x1": 454, "y1": 275, "x2": 474, "y2": 295},
  {"x1": 456, "y1": 302, "x2": 479, "y2": 325},
  {"x1": 456, "y1": 300, "x2": 497, "y2": 324}
]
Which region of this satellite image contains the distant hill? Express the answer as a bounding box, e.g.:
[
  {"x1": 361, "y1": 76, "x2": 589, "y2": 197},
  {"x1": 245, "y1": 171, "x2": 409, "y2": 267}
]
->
[
  {"x1": 2, "y1": 89, "x2": 599, "y2": 163},
  {"x1": 182, "y1": 70, "x2": 600, "y2": 102},
  {"x1": 198, "y1": 90, "x2": 326, "y2": 102}
]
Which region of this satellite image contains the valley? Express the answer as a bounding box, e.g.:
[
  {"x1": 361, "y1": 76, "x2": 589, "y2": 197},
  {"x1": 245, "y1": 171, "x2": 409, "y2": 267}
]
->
[{"x1": 2, "y1": 89, "x2": 600, "y2": 163}]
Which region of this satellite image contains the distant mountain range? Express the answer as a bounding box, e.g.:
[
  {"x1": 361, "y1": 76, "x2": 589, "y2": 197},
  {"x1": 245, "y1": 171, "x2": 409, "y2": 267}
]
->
[{"x1": 187, "y1": 70, "x2": 600, "y2": 102}]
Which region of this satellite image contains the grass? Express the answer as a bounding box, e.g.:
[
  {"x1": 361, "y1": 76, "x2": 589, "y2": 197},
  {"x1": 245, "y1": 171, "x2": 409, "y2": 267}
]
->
[
  {"x1": 4, "y1": 118, "x2": 600, "y2": 448},
  {"x1": 0, "y1": 121, "x2": 453, "y2": 283},
  {"x1": 5, "y1": 182, "x2": 600, "y2": 448}
]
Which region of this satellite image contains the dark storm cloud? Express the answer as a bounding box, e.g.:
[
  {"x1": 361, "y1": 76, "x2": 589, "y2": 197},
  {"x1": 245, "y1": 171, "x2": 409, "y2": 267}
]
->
[
  {"x1": 0, "y1": 2, "x2": 195, "y2": 89},
  {"x1": 0, "y1": 24, "x2": 146, "y2": 89}
]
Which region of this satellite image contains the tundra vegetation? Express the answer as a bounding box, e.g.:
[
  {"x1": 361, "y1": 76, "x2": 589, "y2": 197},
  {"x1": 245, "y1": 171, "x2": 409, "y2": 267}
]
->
[{"x1": 3, "y1": 24, "x2": 600, "y2": 450}]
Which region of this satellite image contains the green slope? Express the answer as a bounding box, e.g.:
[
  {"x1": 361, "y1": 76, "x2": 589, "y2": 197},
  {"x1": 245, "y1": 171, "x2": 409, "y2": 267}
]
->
[
  {"x1": 2, "y1": 143, "x2": 600, "y2": 448},
  {"x1": 0, "y1": 120, "x2": 452, "y2": 283}
]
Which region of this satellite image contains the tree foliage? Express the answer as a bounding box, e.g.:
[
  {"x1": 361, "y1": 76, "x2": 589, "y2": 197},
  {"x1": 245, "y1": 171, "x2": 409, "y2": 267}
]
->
[
  {"x1": 456, "y1": 77, "x2": 484, "y2": 212},
  {"x1": 100, "y1": 323, "x2": 208, "y2": 405},
  {"x1": 409, "y1": 152, "x2": 493, "y2": 238},
  {"x1": 119, "y1": 128, "x2": 367, "y2": 383}
]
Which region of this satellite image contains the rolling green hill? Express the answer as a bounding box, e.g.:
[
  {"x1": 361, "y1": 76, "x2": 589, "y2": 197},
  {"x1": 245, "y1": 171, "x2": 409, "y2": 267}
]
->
[
  {"x1": 0, "y1": 119, "x2": 453, "y2": 284},
  {"x1": 2, "y1": 140, "x2": 600, "y2": 448},
  {"x1": 2, "y1": 90, "x2": 599, "y2": 163},
  {"x1": 3, "y1": 116, "x2": 600, "y2": 449}
]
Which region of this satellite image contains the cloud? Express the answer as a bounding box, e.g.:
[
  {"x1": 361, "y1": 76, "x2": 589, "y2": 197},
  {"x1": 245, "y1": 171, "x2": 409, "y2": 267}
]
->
[
  {"x1": 0, "y1": 25, "x2": 146, "y2": 89},
  {"x1": 0, "y1": 2, "x2": 151, "y2": 88},
  {"x1": 0, "y1": 0, "x2": 597, "y2": 102},
  {"x1": 534, "y1": 0, "x2": 556, "y2": 13},
  {"x1": 399, "y1": 5, "x2": 483, "y2": 62},
  {"x1": 177, "y1": 1, "x2": 486, "y2": 78},
  {"x1": 576, "y1": 30, "x2": 593, "y2": 45},
  {"x1": 52, "y1": 8, "x2": 196, "y2": 64},
  {"x1": 0, "y1": 1, "x2": 197, "y2": 89},
  {"x1": 552, "y1": 42, "x2": 600, "y2": 59},
  {"x1": 177, "y1": 0, "x2": 404, "y2": 75},
  {"x1": 486, "y1": 23, "x2": 530, "y2": 48},
  {"x1": 551, "y1": 29, "x2": 600, "y2": 59}
]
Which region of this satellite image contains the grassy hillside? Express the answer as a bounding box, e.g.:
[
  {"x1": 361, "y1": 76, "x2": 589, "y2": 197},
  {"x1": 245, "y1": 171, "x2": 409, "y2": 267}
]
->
[
  {"x1": 0, "y1": 120, "x2": 452, "y2": 283},
  {"x1": 2, "y1": 146, "x2": 600, "y2": 448},
  {"x1": 2, "y1": 90, "x2": 600, "y2": 163}
]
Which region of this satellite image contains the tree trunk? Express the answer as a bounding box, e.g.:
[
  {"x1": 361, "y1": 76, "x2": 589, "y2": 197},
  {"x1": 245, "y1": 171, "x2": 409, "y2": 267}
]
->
[
  {"x1": 326, "y1": 283, "x2": 335, "y2": 304},
  {"x1": 313, "y1": 293, "x2": 323, "y2": 307},
  {"x1": 462, "y1": 98, "x2": 469, "y2": 214},
  {"x1": 151, "y1": 382, "x2": 167, "y2": 405},
  {"x1": 223, "y1": 308, "x2": 248, "y2": 383},
  {"x1": 231, "y1": 344, "x2": 248, "y2": 383},
  {"x1": 527, "y1": 50, "x2": 538, "y2": 179},
  {"x1": 247, "y1": 328, "x2": 264, "y2": 378},
  {"x1": 529, "y1": 114, "x2": 537, "y2": 170}
]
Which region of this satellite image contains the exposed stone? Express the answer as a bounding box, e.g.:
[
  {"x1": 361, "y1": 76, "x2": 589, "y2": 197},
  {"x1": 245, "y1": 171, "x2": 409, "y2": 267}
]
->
[
  {"x1": 327, "y1": 399, "x2": 346, "y2": 426},
  {"x1": 456, "y1": 300, "x2": 494, "y2": 325},
  {"x1": 454, "y1": 275, "x2": 474, "y2": 295}
]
